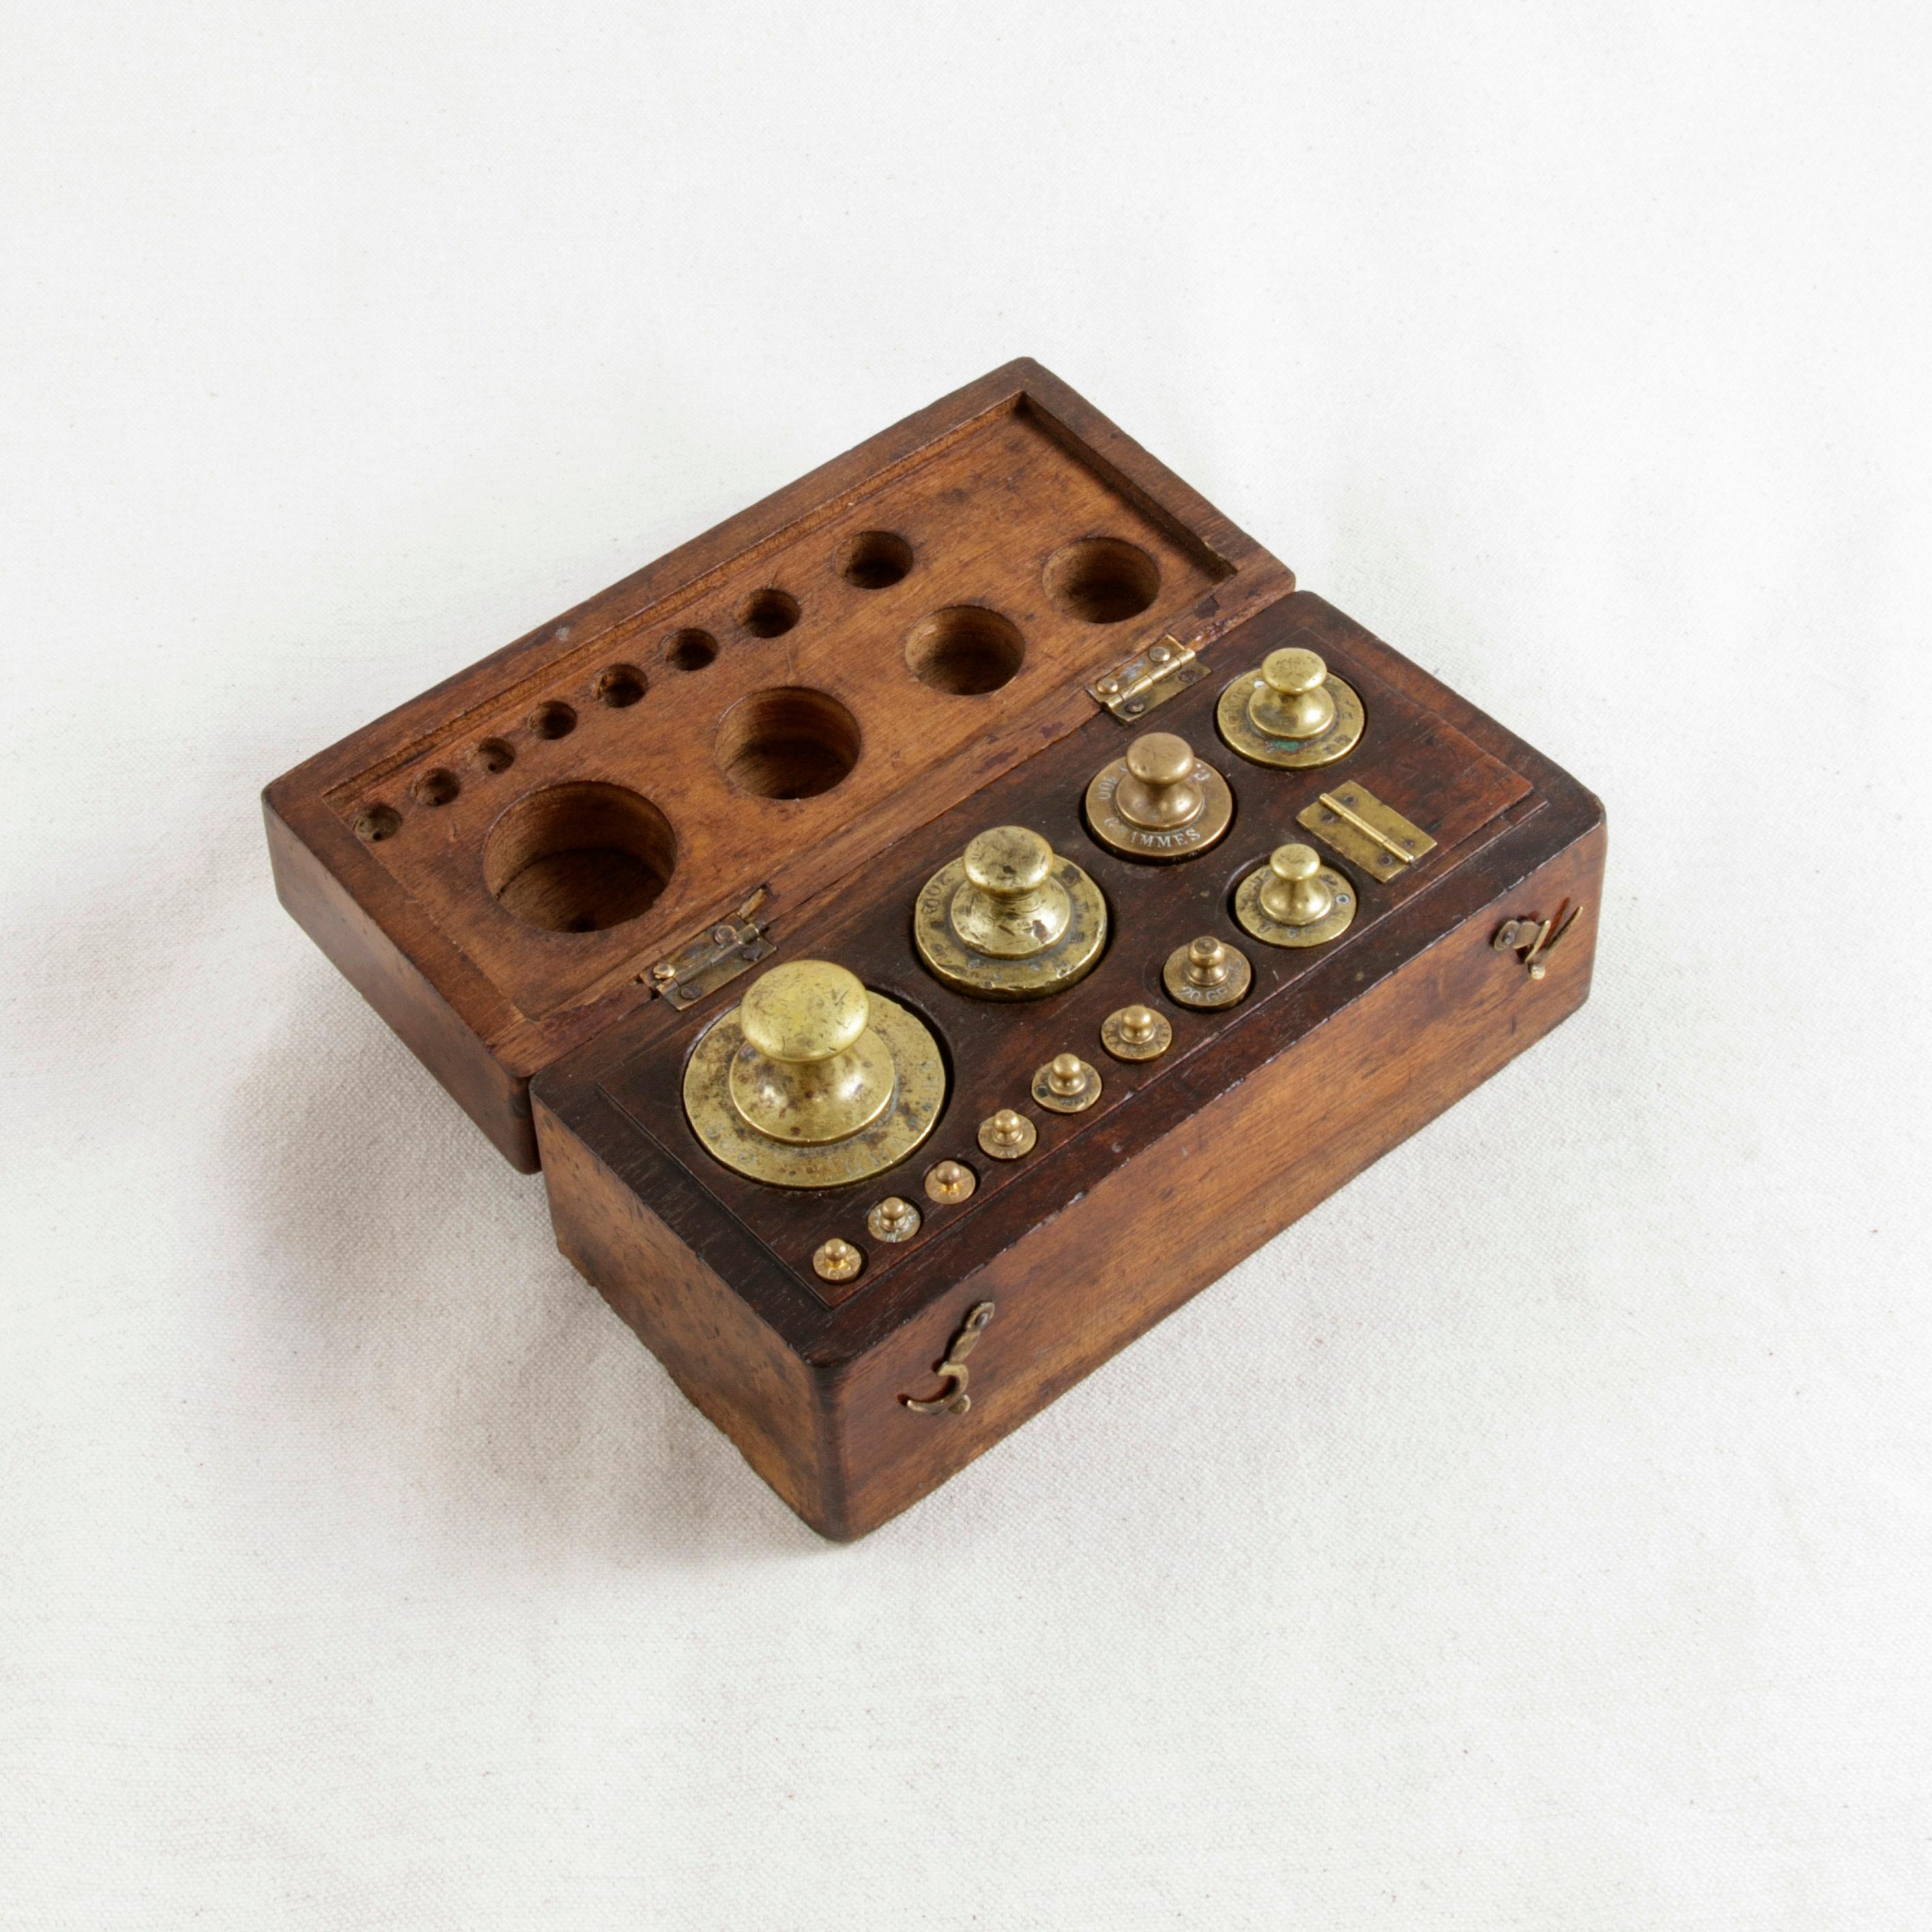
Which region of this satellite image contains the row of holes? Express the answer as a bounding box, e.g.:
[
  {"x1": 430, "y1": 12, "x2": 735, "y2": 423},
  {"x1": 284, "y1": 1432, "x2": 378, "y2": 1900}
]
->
[{"x1": 352, "y1": 535, "x2": 1162, "y2": 847}]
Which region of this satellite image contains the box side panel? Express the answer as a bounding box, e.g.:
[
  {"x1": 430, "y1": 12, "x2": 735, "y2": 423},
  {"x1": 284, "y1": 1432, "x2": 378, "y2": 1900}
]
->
[
  {"x1": 825, "y1": 816, "x2": 1605, "y2": 1540},
  {"x1": 534, "y1": 1092, "x2": 833, "y2": 1529},
  {"x1": 264, "y1": 790, "x2": 539, "y2": 1170}
]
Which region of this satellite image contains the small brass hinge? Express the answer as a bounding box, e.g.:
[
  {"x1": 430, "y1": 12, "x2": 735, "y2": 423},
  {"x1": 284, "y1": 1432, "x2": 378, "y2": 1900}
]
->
[
  {"x1": 1298, "y1": 784, "x2": 1437, "y2": 879},
  {"x1": 639, "y1": 889, "x2": 774, "y2": 1010},
  {"x1": 1087, "y1": 634, "x2": 1205, "y2": 722}
]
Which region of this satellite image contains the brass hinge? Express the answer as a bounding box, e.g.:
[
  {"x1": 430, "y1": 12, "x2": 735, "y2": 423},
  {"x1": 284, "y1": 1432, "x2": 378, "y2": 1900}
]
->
[
  {"x1": 1087, "y1": 634, "x2": 1205, "y2": 722},
  {"x1": 639, "y1": 888, "x2": 775, "y2": 1010},
  {"x1": 1298, "y1": 784, "x2": 1437, "y2": 879}
]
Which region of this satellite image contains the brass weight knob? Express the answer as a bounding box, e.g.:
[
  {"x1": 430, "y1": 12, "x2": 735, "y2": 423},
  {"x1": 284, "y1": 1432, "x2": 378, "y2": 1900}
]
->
[
  {"x1": 1084, "y1": 729, "x2": 1233, "y2": 861},
  {"x1": 730, "y1": 961, "x2": 896, "y2": 1145},
  {"x1": 952, "y1": 827, "x2": 1070, "y2": 956},
  {"x1": 1258, "y1": 844, "x2": 1333, "y2": 927},
  {"x1": 1216, "y1": 643, "x2": 1364, "y2": 768},
  {"x1": 1249, "y1": 649, "x2": 1335, "y2": 741},
  {"x1": 1235, "y1": 843, "x2": 1358, "y2": 949},
  {"x1": 1119, "y1": 733, "x2": 1203, "y2": 827},
  {"x1": 915, "y1": 824, "x2": 1108, "y2": 999},
  {"x1": 682, "y1": 958, "x2": 947, "y2": 1189}
]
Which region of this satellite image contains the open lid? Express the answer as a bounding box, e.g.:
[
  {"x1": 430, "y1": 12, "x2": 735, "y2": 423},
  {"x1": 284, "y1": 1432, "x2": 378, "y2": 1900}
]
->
[{"x1": 264, "y1": 360, "x2": 1293, "y2": 1166}]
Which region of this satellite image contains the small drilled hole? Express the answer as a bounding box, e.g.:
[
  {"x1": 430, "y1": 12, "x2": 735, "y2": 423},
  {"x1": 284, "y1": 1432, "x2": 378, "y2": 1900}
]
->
[
  {"x1": 715, "y1": 686, "x2": 861, "y2": 800},
  {"x1": 664, "y1": 628, "x2": 718, "y2": 672},
  {"x1": 473, "y1": 737, "x2": 515, "y2": 775},
  {"x1": 482, "y1": 782, "x2": 677, "y2": 933},
  {"x1": 904, "y1": 606, "x2": 1027, "y2": 696},
  {"x1": 528, "y1": 701, "x2": 576, "y2": 740},
  {"x1": 838, "y1": 529, "x2": 914, "y2": 589},
  {"x1": 413, "y1": 767, "x2": 459, "y2": 808},
  {"x1": 1043, "y1": 538, "x2": 1161, "y2": 624},
  {"x1": 353, "y1": 804, "x2": 401, "y2": 843},
  {"x1": 596, "y1": 663, "x2": 647, "y2": 708},
  {"x1": 738, "y1": 588, "x2": 800, "y2": 639}
]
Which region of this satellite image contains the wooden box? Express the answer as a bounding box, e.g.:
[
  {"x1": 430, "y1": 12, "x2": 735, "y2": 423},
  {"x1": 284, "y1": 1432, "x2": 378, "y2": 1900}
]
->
[{"x1": 266, "y1": 360, "x2": 1603, "y2": 1539}]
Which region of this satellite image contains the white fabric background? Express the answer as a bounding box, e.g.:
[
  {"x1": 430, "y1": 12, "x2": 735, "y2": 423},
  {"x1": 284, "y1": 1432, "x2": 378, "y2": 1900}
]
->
[{"x1": 4, "y1": 4, "x2": 1928, "y2": 1926}]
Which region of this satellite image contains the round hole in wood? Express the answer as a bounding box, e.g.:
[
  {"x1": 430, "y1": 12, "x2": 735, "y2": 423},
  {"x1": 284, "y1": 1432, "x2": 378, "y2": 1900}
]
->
[
  {"x1": 904, "y1": 606, "x2": 1026, "y2": 696},
  {"x1": 413, "y1": 767, "x2": 460, "y2": 808},
  {"x1": 738, "y1": 587, "x2": 800, "y2": 639},
  {"x1": 473, "y1": 737, "x2": 516, "y2": 775},
  {"x1": 353, "y1": 803, "x2": 401, "y2": 843},
  {"x1": 714, "y1": 686, "x2": 861, "y2": 800},
  {"x1": 1042, "y1": 538, "x2": 1161, "y2": 624},
  {"x1": 482, "y1": 782, "x2": 677, "y2": 934},
  {"x1": 664, "y1": 628, "x2": 718, "y2": 671},
  {"x1": 527, "y1": 700, "x2": 577, "y2": 740},
  {"x1": 595, "y1": 662, "x2": 647, "y2": 708},
  {"x1": 837, "y1": 529, "x2": 914, "y2": 589}
]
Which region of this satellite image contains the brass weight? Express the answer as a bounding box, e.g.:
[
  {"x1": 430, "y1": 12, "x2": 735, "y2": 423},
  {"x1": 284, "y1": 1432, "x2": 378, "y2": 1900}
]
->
[
  {"x1": 683, "y1": 960, "x2": 946, "y2": 1188},
  {"x1": 1083, "y1": 729, "x2": 1233, "y2": 862},
  {"x1": 1215, "y1": 645, "x2": 1365, "y2": 769},
  {"x1": 1235, "y1": 843, "x2": 1357, "y2": 948},
  {"x1": 914, "y1": 825, "x2": 1108, "y2": 999}
]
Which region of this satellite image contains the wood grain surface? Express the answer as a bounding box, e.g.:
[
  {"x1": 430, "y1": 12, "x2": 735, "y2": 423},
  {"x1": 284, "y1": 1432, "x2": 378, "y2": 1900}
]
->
[
  {"x1": 265, "y1": 360, "x2": 1292, "y2": 1167},
  {"x1": 534, "y1": 590, "x2": 1606, "y2": 1537}
]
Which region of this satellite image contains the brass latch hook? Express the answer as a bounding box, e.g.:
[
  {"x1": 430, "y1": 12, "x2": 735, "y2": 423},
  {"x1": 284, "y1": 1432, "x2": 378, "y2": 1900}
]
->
[
  {"x1": 901, "y1": 1302, "x2": 996, "y2": 1416},
  {"x1": 1492, "y1": 901, "x2": 1582, "y2": 980}
]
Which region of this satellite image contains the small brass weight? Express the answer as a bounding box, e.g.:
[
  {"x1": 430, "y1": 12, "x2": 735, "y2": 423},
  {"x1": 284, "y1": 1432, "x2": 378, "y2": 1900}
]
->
[
  {"x1": 1235, "y1": 843, "x2": 1357, "y2": 948},
  {"x1": 1216, "y1": 645, "x2": 1365, "y2": 769},
  {"x1": 1084, "y1": 729, "x2": 1233, "y2": 862},
  {"x1": 683, "y1": 960, "x2": 946, "y2": 1187},
  {"x1": 914, "y1": 824, "x2": 1108, "y2": 999},
  {"x1": 1163, "y1": 935, "x2": 1252, "y2": 1010}
]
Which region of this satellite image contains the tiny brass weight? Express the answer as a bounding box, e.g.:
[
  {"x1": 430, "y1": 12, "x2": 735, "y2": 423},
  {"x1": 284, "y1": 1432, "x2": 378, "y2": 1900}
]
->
[
  {"x1": 867, "y1": 1195, "x2": 922, "y2": 1243},
  {"x1": 1031, "y1": 1051, "x2": 1102, "y2": 1114},
  {"x1": 1163, "y1": 934, "x2": 1253, "y2": 1011},
  {"x1": 924, "y1": 1158, "x2": 978, "y2": 1204},
  {"x1": 914, "y1": 825, "x2": 1107, "y2": 999},
  {"x1": 978, "y1": 1107, "x2": 1038, "y2": 1160},
  {"x1": 1084, "y1": 729, "x2": 1233, "y2": 862},
  {"x1": 813, "y1": 1238, "x2": 864, "y2": 1283},
  {"x1": 1216, "y1": 645, "x2": 1365, "y2": 769},
  {"x1": 683, "y1": 959, "x2": 946, "y2": 1188},
  {"x1": 1235, "y1": 843, "x2": 1357, "y2": 948},
  {"x1": 1100, "y1": 1002, "x2": 1173, "y2": 1062}
]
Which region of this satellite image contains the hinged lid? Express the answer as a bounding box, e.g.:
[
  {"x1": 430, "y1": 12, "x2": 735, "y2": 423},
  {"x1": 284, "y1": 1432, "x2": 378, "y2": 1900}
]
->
[{"x1": 263, "y1": 359, "x2": 1295, "y2": 1167}]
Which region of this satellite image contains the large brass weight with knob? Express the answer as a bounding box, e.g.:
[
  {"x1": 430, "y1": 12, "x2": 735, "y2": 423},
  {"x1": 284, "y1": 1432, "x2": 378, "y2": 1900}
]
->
[{"x1": 683, "y1": 959, "x2": 946, "y2": 1186}]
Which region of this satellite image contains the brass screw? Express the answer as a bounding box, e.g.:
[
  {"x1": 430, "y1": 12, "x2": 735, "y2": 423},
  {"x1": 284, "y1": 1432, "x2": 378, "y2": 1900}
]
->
[
  {"x1": 867, "y1": 1196, "x2": 922, "y2": 1243},
  {"x1": 812, "y1": 1238, "x2": 863, "y2": 1283},
  {"x1": 977, "y1": 1107, "x2": 1038, "y2": 1160},
  {"x1": 924, "y1": 1159, "x2": 978, "y2": 1204}
]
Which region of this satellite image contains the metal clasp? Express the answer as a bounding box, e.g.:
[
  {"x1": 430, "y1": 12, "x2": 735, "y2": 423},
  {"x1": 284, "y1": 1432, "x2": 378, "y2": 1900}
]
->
[
  {"x1": 1492, "y1": 902, "x2": 1581, "y2": 981},
  {"x1": 901, "y1": 1302, "x2": 996, "y2": 1416}
]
